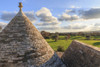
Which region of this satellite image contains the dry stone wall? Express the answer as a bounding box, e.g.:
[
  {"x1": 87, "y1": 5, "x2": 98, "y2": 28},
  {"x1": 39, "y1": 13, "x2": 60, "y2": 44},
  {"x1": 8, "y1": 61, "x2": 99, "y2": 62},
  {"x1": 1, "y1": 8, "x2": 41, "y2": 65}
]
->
[{"x1": 62, "y1": 40, "x2": 100, "y2": 67}]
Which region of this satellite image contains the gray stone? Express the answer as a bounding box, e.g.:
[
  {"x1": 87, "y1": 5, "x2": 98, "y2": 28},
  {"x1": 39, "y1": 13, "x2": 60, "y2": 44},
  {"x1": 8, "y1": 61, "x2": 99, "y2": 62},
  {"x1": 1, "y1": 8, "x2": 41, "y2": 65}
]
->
[{"x1": 62, "y1": 40, "x2": 100, "y2": 67}]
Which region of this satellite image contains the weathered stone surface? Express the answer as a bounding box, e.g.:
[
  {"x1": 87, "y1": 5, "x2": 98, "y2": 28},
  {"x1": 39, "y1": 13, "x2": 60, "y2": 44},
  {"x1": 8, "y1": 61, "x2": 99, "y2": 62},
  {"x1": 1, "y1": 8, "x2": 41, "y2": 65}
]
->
[
  {"x1": 0, "y1": 53, "x2": 66, "y2": 67},
  {"x1": 62, "y1": 40, "x2": 100, "y2": 67},
  {"x1": 0, "y1": 3, "x2": 66, "y2": 67}
]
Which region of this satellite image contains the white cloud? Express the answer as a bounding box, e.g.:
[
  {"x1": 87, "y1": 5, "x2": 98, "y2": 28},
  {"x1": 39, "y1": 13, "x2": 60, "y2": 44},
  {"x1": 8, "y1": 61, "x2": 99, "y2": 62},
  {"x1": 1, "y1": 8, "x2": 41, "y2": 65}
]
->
[
  {"x1": 36, "y1": 7, "x2": 60, "y2": 26},
  {"x1": 66, "y1": 9, "x2": 76, "y2": 14},
  {"x1": 70, "y1": 5, "x2": 81, "y2": 8},
  {"x1": 37, "y1": 22, "x2": 95, "y2": 32},
  {"x1": 1, "y1": 7, "x2": 100, "y2": 33},
  {"x1": 59, "y1": 8, "x2": 100, "y2": 22},
  {"x1": 36, "y1": 7, "x2": 52, "y2": 17},
  {"x1": 58, "y1": 13, "x2": 79, "y2": 21},
  {"x1": 37, "y1": 22, "x2": 96, "y2": 33},
  {"x1": 92, "y1": 7, "x2": 100, "y2": 9},
  {"x1": 62, "y1": 23, "x2": 87, "y2": 30},
  {"x1": 36, "y1": 7, "x2": 58, "y2": 22},
  {"x1": 91, "y1": 22, "x2": 100, "y2": 31},
  {"x1": 60, "y1": 22, "x2": 100, "y2": 32},
  {"x1": 94, "y1": 23, "x2": 100, "y2": 26},
  {"x1": 36, "y1": 7, "x2": 100, "y2": 32},
  {"x1": 66, "y1": 10, "x2": 73, "y2": 13}
]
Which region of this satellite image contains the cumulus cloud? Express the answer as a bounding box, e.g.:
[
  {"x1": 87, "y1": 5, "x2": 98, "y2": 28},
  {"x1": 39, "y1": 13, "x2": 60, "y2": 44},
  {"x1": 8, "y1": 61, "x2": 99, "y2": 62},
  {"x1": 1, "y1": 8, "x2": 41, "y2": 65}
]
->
[
  {"x1": 59, "y1": 8, "x2": 100, "y2": 21},
  {"x1": 38, "y1": 22, "x2": 100, "y2": 32},
  {"x1": 37, "y1": 22, "x2": 98, "y2": 32},
  {"x1": 66, "y1": 9, "x2": 76, "y2": 14},
  {"x1": 58, "y1": 8, "x2": 80, "y2": 21},
  {"x1": 61, "y1": 22, "x2": 100, "y2": 32},
  {"x1": 80, "y1": 8, "x2": 100, "y2": 19},
  {"x1": 94, "y1": 23, "x2": 100, "y2": 26},
  {"x1": 58, "y1": 13, "x2": 79, "y2": 21},
  {"x1": 36, "y1": 7, "x2": 60, "y2": 26},
  {"x1": 1, "y1": 7, "x2": 100, "y2": 32},
  {"x1": 0, "y1": 11, "x2": 36, "y2": 23},
  {"x1": 62, "y1": 23, "x2": 87, "y2": 30},
  {"x1": 36, "y1": 7, "x2": 55, "y2": 22},
  {"x1": 70, "y1": 5, "x2": 81, "y2": 8},
  {"x1": 89, "y1": 22, "x2": 100, "y2": 31}
]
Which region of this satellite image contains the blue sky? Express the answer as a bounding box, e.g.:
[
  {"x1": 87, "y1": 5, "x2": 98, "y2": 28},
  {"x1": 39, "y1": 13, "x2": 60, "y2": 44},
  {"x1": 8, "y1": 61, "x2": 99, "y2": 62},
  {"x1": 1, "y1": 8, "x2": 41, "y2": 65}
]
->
[
  {"x1": 0, "y1": 0, "x2": 100, "y2": 13},
  {"x1": 0, "y1": 0, "x2": 100, "y2": 32}
]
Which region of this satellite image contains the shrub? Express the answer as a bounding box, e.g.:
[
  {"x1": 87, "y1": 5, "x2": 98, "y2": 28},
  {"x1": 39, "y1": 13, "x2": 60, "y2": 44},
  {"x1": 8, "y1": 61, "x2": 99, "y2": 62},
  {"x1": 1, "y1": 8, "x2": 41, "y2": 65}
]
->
[
  {"x1": 57, "y1": 46, "x2": 65, "y2": 52},
  {"x1": 51, "y1": 34, "x2": 59, "y2": 42},
  {"x1": 86, "y1": 35, "x2": 91, "y2": 40}
]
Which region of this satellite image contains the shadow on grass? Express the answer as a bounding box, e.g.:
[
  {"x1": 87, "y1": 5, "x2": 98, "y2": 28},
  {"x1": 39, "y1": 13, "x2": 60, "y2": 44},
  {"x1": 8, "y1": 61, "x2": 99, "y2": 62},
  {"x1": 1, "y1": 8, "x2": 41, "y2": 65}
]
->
[
  {"x1": 47, "y1": 41, "x2": 55, "y2": 43},
  {"x1": 70, "y1": 37, "x2": 81, "y2": 40},
  {"x1": 93, "y1": 42, "x2": 100, "y2": 46}
]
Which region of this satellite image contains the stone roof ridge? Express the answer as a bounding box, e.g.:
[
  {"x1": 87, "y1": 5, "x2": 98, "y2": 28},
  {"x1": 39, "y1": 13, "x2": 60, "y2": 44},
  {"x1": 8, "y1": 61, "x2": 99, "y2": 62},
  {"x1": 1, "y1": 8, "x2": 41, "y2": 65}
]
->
[
  {"x1": 74, "y1": 40, "x2": 100, "y2": 51},
  {"x1": 62, "y1": 40, "x2": 100, "y2": 67}
]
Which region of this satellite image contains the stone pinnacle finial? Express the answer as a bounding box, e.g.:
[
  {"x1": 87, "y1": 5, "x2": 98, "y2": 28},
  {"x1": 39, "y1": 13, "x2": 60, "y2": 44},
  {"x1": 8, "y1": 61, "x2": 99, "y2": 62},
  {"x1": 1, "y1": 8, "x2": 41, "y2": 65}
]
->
[{"x1": 19, "y1": 2, "x2": 23, "y2": 11}]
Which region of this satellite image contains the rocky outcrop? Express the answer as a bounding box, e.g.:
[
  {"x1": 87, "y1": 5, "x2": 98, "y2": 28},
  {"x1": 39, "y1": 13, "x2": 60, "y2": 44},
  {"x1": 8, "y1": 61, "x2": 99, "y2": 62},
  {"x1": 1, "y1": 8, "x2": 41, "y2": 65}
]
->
[{"x1": 62, "y1": 40, "x2": 100, "y2": 67}]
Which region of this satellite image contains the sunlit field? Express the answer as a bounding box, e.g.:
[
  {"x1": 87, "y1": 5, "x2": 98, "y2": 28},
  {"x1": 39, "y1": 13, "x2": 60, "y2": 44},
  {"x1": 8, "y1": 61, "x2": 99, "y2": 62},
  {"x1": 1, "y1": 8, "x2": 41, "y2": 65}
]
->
[{"x1": 46, "y1": 35, "x2": 100, "y2": 51}]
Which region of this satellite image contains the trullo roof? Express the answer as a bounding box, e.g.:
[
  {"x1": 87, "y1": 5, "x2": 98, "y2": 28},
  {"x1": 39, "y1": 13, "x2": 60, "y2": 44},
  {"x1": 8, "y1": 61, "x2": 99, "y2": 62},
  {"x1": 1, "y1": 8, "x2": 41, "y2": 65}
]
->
[{"x1": 0, "y1": 2, "x2": 66, "y2": 67}]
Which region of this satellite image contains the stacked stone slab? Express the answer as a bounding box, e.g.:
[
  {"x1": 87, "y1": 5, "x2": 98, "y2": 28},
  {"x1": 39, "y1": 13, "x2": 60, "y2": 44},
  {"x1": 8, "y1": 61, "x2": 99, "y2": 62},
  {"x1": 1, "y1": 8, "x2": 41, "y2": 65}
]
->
[
  {"x1": 0, "y1": 3, "x2": 66, "y2": 67},
  {"x1": 62, "y1": 40, "x2": 100, "y2": 67}
]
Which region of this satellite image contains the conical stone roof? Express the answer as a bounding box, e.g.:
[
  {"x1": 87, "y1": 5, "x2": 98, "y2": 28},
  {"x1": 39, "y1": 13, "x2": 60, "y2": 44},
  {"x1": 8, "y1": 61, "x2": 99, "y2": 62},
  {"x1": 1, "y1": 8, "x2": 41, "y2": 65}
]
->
[{"x1": 0, "y1": 2, "x2": 66, "y2": 67}]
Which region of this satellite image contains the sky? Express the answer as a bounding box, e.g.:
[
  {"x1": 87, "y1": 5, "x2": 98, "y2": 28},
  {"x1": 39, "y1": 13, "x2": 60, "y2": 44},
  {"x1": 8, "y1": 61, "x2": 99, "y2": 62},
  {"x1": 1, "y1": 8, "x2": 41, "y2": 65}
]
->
[{"x1": 0, "y1": 0, "x2": 100, "y2": 32}]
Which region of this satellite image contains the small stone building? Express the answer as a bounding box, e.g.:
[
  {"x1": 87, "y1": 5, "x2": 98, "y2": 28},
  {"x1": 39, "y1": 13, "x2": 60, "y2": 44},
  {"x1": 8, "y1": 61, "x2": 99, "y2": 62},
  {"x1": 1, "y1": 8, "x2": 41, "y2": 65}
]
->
[{"x1": 0, "y1": 3, "x2": 66, "y2": 67}]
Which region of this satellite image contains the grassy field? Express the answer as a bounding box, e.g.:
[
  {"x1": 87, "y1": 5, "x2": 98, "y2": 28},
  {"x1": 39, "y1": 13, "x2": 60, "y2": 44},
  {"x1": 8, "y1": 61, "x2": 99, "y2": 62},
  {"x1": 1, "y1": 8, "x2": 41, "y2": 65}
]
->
[
  {"x1": 46, "y1": 35, "x2": 100, "y2": 51},
  {"x1": 79, "y1": 40, "x2": 100, "y2": 47}
]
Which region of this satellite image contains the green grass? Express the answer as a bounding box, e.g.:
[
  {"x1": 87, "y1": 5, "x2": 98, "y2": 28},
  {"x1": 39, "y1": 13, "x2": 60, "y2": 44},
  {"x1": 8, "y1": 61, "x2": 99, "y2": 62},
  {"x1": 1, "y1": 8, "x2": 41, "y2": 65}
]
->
[
  {"x1": 79, "y1": 40, "x2": 100, "y2": 47},
  {"x1": 46, "y1": 39, "x2": 72, "y2": 51},
  {"x1": 70, "y1": 36, "x2": 86, "y2": 40},
  {"x1": 46, "y1": 35, "x2": 100, "y2": 51}
]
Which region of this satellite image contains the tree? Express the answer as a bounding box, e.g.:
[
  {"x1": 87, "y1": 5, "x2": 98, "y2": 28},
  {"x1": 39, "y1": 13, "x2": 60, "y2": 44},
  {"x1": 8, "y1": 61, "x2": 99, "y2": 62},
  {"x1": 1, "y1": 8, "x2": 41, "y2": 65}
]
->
[
  {"x1": 41, "y1": 31, "x2": 51, "y2": 39},
  {"x1": 51, "y1": 33, "x2": 59, "y2": 42},
  {"x1": 65, "y1": 34, "x2": 70, "y2": 41}
]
